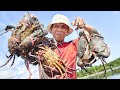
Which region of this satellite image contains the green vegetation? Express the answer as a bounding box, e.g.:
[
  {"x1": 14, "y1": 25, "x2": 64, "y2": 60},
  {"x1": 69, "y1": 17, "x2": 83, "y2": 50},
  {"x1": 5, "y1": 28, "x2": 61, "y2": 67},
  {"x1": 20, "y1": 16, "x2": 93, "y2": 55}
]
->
[{"x1": 77, "y1": 57, "x2": 120, "y2": 79}]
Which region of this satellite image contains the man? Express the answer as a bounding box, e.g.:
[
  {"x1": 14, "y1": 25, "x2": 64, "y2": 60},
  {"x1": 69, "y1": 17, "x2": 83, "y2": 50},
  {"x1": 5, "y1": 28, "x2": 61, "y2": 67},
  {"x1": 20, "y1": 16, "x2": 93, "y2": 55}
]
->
[{"x1": 46, "y1": 14, "x2": 99, "y2": 79}]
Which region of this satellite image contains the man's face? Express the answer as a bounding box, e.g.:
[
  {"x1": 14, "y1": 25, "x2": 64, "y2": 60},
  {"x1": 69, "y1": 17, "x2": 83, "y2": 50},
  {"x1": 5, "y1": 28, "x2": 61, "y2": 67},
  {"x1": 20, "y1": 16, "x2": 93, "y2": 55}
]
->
[{"x1": 51, "y1": 23, "x2": 69, "y2": 42}]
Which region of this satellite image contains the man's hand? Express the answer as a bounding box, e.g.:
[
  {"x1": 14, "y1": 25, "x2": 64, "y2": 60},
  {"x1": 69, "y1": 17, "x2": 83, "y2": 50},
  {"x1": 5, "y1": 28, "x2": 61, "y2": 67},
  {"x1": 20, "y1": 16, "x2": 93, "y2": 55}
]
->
[
  {"x1": 72, "y1": 17, "x2": 86, "y2": 30},
  {"x1": 44, "y1": 65, "x2": 61, "y2": 77},
  {"x1": 72, "y1": 17, "x2": 96, "y2": 35}
]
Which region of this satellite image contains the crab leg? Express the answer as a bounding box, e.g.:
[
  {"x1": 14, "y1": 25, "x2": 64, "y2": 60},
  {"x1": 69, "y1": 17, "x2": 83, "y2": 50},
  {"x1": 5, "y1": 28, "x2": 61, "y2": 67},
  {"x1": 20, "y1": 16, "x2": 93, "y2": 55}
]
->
[
  {"x1": 0, "y1": 55, "x2": 13, "y2": 68},
  {"x1": 10, "y1": 55, "x2": 16, "y2": 66}
]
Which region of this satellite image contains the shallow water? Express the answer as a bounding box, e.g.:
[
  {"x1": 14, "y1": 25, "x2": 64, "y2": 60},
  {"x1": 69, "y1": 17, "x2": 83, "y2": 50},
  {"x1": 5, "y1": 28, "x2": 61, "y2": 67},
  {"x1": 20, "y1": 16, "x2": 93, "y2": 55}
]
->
[{"x1": 107, "y1": 73, "x2": 120, "y2": 79}]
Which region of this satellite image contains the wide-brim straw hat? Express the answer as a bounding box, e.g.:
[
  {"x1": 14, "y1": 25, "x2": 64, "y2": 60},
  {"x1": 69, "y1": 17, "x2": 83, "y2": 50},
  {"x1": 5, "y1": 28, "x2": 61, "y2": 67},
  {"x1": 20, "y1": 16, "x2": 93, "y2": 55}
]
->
[{"x1": 47, "y1": 14, "x2": 73, "y2": 36}]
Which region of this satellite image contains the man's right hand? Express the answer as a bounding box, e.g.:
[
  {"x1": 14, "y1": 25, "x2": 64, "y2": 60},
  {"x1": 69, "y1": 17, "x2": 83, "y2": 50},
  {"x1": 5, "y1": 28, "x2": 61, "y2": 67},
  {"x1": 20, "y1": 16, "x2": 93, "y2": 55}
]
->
[{"x1": 44, "y1": 65, "x2": 61, "y2": 77}]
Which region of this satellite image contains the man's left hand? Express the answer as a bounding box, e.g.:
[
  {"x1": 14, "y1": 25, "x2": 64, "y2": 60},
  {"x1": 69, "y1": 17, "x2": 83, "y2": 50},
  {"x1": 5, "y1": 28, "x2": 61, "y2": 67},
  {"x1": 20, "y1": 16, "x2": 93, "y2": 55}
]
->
[{"x1": 72, "y1": 17, "x2": 86, "y2": 30}]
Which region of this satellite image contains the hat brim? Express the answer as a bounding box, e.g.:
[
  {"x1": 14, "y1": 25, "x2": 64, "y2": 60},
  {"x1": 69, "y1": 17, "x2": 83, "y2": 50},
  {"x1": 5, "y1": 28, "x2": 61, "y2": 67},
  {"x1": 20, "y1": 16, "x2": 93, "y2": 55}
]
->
[{"x1": 47, "y1": 23, "x2": 73, "y2": 36}]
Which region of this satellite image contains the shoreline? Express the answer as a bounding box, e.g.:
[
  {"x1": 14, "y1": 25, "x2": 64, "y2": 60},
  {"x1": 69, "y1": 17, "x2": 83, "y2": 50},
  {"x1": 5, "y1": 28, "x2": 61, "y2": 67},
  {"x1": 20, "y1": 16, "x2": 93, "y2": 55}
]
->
[{"x1": 78, "y1": 66, "x2": 120, "y2": 79}]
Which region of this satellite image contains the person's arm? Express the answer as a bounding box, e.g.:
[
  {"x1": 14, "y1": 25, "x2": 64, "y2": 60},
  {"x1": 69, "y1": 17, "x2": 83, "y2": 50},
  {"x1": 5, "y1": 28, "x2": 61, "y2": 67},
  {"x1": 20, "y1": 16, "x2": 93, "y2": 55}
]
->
[
  {"x1": 83, "y1": 24, "x2": 98, "y2": 35},
  {"x1": 72, "y1": 17, "x2": 99, "y2": 35}
]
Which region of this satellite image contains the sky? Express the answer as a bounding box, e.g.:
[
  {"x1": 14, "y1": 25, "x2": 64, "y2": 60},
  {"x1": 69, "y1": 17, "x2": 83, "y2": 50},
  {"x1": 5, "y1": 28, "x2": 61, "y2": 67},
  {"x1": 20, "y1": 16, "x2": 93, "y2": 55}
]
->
[{"x1": 0, "y1": 11, "x2": 120, "y2": 79}]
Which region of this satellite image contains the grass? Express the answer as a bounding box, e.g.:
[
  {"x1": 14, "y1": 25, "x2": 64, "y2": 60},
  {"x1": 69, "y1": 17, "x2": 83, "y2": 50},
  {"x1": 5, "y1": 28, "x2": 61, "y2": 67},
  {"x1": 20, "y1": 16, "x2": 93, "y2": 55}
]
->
[{"x1": 77, "y1": 57, "x2": 120, "y2": 79}]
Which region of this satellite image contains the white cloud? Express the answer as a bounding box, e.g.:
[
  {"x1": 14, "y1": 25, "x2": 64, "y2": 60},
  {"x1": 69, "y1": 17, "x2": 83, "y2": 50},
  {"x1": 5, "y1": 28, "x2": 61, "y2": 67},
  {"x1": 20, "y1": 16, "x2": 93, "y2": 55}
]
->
[
  {"x1": 0, "y1": 22, "x2": 6, "y2": 28},
  {"x1": 0, "y1": 54, "x2": 39, "y2": 79},
  {"x1": 112, "y1": 11, "x2": 120, "y2": 15},
  {"x1": 0, "y1": 70, "x2": 18, "y2": 79}
]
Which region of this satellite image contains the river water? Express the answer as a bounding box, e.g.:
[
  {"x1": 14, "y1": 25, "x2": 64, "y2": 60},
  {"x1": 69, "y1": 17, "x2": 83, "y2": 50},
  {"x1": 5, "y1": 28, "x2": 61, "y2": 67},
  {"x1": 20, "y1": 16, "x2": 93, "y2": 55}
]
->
[{"x1": 107, "y1": 73, "x2": 120, "y2": 79}]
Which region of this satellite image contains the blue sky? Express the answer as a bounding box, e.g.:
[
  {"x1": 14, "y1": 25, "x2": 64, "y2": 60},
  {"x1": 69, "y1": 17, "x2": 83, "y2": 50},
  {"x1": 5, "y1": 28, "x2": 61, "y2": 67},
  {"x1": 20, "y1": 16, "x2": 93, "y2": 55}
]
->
[{"x1": 0, "y1": 11, "x2": 120, "y2": 79}]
